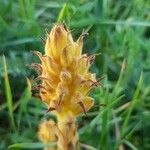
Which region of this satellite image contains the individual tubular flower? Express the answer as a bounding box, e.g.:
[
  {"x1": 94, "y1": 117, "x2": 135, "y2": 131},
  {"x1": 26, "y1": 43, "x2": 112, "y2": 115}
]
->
[{"x1": 30, "y1": 24, "x2": 100, "y2": 150}]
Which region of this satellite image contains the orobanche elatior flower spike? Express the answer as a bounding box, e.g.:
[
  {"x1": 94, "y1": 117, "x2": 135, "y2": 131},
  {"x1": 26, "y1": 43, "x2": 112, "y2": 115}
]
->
[{"x1": 30, "y1": 24, "x2": 101, "y2": 150}]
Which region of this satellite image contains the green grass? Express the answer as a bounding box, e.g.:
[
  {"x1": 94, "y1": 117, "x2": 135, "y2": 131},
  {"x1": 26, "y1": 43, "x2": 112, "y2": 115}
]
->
[
  {"x1": 3, "y1": 55, "x2": 16, "y2": 132},
  {"x1": 0, "y1": 0, "x2": 150, "y2": 150},
  {"x1": 8, "y1": 142, "x2": 56, "y2": 149}
]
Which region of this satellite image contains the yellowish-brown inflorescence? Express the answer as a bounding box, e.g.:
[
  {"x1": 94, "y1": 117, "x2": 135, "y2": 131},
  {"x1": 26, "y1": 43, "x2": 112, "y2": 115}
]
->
[{"x1": 31, "y1": 24, "x2": 100, "y2": 150}]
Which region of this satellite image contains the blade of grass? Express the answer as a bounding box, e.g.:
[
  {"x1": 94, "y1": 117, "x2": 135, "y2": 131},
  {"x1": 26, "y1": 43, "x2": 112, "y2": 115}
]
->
[
  {"x1": 121, "y1": 72, "x2": 143, "y2": 136},
  {"x1": 69, "y1": 18, "x2": 150, "y2": 28},
  {"x1": 91, "y1": 94, "x2": 125, "y2": 126},
  {"x1": 17, "y1": 87, "x2": 31, "y2": 130},
  {"x1": 92, "y1": 59, "x2": 125, "y2": 127},
  {"x1": 95, "y1": 0, "x2": 103, "y2": 17},
  {"x1": 115, "y1": 73, "x2": 143, "y2": 149},
  {"x1": 57, "y1": 3, "x2": 67, "y2": 23},
  {"x1": 112, "y1": 59, "x2": 125, "y2": 97},
  {"x1": 0, "y1": 15, "x2": 12, "y2": 30},
  {"x1": 114, "y1": 102, "x2": 130, "y2": 114},
  {"x1": 2, "y1": 38, "x2": 38, "y2": 47},
  {"x1": 125, "y1": 121, "x2": 141, "y2": 140},
  {"x1": 99, "y1": 88, "x2": 109, "y2": 150},
  {"x1": 122, "y1": 140, "x2": 138, "y2": 150},
  {"x1": 18, "y1": 0, "x2": 26, "y2": 19},
  {"x1": 8, "y1": 142, "x2": 56, "y2": 149},
  {"x1": 80, "y1": 143, "x2": 98, "y2": 150},
  {"x1": 113, "y1": 111, "x2": 125, "y2": 150},
  {"x1": 100, "y1": 20, "x2": 150, "y2": 27},
  {"x1": 3, "y1": 55, "x2": 16, "y2": 131},
  {"x1": 0, "y1": 103, "x2": 7, "y2": 110}
]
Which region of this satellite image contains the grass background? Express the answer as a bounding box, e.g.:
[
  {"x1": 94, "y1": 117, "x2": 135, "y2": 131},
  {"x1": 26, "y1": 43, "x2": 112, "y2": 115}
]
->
[{"x1": 0, "y1": 0, "x2": 150, "y2": 149}]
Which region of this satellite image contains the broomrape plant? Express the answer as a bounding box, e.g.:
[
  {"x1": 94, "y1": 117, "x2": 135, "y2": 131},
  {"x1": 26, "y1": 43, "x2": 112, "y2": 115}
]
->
[{"x1": 30, "y1": 24, "x2": 101, "y2": 150}]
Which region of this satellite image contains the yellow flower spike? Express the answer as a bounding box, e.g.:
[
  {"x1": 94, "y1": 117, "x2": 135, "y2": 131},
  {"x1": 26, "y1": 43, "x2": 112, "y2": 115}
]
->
[
  {"x1": 38, "y1": 120, "x2": 57, "y2": 150},
  {"x1": 44, "y1": 55, "x2": 60, "y2": 75},
  {"x1": 68, "y1": 58, "x2": 78, "y2": 73},
  {"x1": 57, "y1": 81, "x2": 69, "y2": 94},
  {"x1": 71, "y1": 91, "x2": 83, "y2": 104},
  {"x1": 60, "y1": 45, "x2": 74, "y2": 67},
  {"x1": 74, "y1": 97, "x2": 94, "y2": 116},
  {"x1": 45, "y1": 36, "x2": 53, "y2": 57},
  {"x1": 60, "y1": 69, "x2": 72, "y2": 84},
  {"x1": 77, "y1": 55, "x2": 90, "y2": 74},
  {"x1": 31, "y1": 24, "x2": 101, "y2": 150},
  {"x1": 49, "y1": 24, "x2": 73, "y2": 60},
  {"x1": 74, "y1": 32, "x2": 88, "y2": 56}
]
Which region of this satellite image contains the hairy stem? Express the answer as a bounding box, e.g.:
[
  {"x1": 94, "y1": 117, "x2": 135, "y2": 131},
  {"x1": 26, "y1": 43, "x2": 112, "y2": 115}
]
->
[{"x1": 56, "y1": 111, "x2": 79, "y2": 150}]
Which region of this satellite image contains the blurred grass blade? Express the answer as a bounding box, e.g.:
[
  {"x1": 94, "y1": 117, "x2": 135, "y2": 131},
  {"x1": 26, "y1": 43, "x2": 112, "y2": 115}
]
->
[
  {"x1": 0, "y1": 15, "x2": 11, "y2": 30},
  {"x1": 57, "y1": 3, "x2": 67, "y2": 23},
  {"x1": 17, "y1": 87, "x2": 31, "y2": 130},
  {"x1": 123, "y1": 140, "x2": 138, "y2": 150},
  {"x1": 95, "y1": 0, "x2": 103, "y2": 17},
  {"x1": 9, "y1": 142, "x2": 56, "y2": 149},
  {"x1": 3, "y1": 55, "x2": 16, "y2": 131},
  {"x1": 70, "y1": 18, "x2": 150, "y2": 28},
  {"x1": 125, "y1": 121, "x2": 141, "y2": 140},
  {"x1": 100, "y1": 89, "x2": 109, "y2": 149},
  {"x1": 100, "y1": 20, "x2": 150, "y2": 27},
  {"x1": 91, "y1": 94, "x2": 124, "y2": 126},
  {"x1": 18, "y1": 0, "x2": 26, "y2": 19},
  {"x1": 17, "y1": 78, "x2": 32, "y2": 129},
  {"x1": 80, "y1": 143, "x2": 98, "y2": 150},
  {"x1": 0, "y1": 103, "x2": 7, "y2": 110},
  {"x1": 112, "y1": 59, "x2": 125, "y2": 96},
  {"x1": 121, "y1": 72, "x2": 143, "y2": 136},
  {"x1": 2, "y1": 38, "x2": 38, "y2": 47}
]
